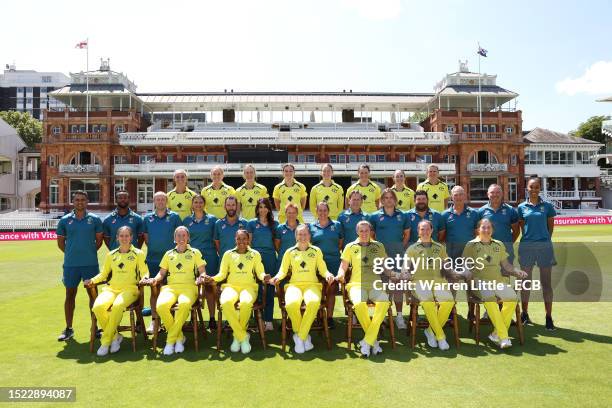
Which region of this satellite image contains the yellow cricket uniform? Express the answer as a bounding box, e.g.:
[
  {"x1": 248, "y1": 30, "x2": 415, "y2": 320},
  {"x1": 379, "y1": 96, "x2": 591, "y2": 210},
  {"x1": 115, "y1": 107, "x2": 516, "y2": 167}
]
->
[
  {"x1": 406, "y1": 240, "x2": 453, "y2": 341},
  {"x1": 91, "y1": 246, "x2": 149, "y2": 346},
  {"x1": 201, "y1": 183, "x2": 236, "y2": 219},
  {"x1": 341, "y1": 239, "x2": 390, "y2": 346},
  {"x1": 167, "y1": 188, "x2": 198, "y2": 220},
  {"x1": 346, "y1": 181, "x2": 381, "y2": 214},
  {"x1": 391, "y1": 185, "x2": 415, "y2": 211},
  {"x1": 235, "y1": 182, "x2": 269, "y2": 220},
  {"x1": 462, "y1": 237, "x2": 517, "y2": 340},
  {"x1": 157, "y1": 246, "x2": 206, "y2": 344},
  {"x1": 214, "y1": 247, "x2": 266, "y2": 341},
  {"x1": 309, "y1": 180, "x2": 344, "y2": 220},
  {"x1": 276, "y1": 244, "x2": 328, "y2": 340},
  {"x1": 272, "y1": 180, "x2": 308, "y2": 223},
  {"x1": 416, "y1": 180, "x2": 450, "y2": 213}
]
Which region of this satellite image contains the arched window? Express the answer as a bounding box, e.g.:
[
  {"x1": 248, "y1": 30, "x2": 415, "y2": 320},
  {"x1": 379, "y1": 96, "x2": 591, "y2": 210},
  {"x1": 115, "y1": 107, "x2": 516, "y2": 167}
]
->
[
  {"x1": 469, "y1": 150, "x2": 498, "y2": 165},
  {"x1": 69, "y1": 151, "x2": 100, "y2": 166}
]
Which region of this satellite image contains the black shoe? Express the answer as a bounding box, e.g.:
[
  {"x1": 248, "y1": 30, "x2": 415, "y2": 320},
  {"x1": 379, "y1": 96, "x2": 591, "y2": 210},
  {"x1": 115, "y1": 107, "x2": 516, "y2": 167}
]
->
[
  {"x1": 521, "y1": 311, "x2": 533, "y2": 326},
  {"x1": 327, "y1": 318, "x2": 335, "y2": 329},
  {"x1": 57, "y1": 328, "x2": 74, "y2": 341},
  {"x1": 545, "y1": 316, "x2": 556, "y2": 331},
  {"x1": 208, "y1": 318, "x2": 217, "y2": 330},
  {"x1": 95, "y1": 328, "x2": 103, "y2": 339}
]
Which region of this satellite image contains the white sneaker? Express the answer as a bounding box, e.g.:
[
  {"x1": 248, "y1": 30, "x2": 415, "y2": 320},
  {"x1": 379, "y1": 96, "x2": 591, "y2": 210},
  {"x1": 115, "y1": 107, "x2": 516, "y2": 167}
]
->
[
  {"x1": 110, "y1": 334, "x2": 123, "y2": 354},
  {"x1": 230, "y1": 337, "x2": 241, "y2": 352},
  {"x1": 174, "y1": 337, "x2": 186, "y2": 353},
  {"x1": 146, "y1": 321, "x2": 156, "y2": 335},
  {"x1": 163, "y1": 343, "x2": 174, "y2": 355},
  {"x1": 96, "y1": 345, "x2": 109, "y2": 356},
  {"x1": 264, "y1": 321, "x2": 274, "y2": 331},
  {"x1": 438, "y1": 338, "x2": 450, "y2": 351},
  {"x1": 304, "y1": 335, "x2": 314, "y2": 352},
  {"x1": 240, "y1": 333, "x2": 252, "y2": 354},
  {"x1": 395, "y1": 315, "x2": 407, "y2": 330},
  {"x1": 372, "y1": 341, "x2": 383, "y2": 355},
  {"x1": 499, "y1": 338, "x2": 512, "y2": 349},
  {"x1": 488, "y1": 332, "x2": 501, "y2": 345},
  {"x1": 293, "y1": 334, "x2": 305, "y2": 354},
  {"x1": 424, "y1": 328, "x2": 438, "y2": 348},
  {"x1": 359, "y1": 340, "x2": 371, "y2": 357}
]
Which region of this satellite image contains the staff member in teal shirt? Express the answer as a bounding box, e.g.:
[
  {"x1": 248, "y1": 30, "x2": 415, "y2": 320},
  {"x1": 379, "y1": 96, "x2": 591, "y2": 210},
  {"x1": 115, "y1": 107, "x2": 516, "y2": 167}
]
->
[
  {"x1": 338, "y1": 190, "x2": 369, "y2": 247},
  {"x1": 406, "y1": 190, "x2": 444, "y2": 244},
  {"x1": 478, "y1": 184, "x2": 520, "y2": 264},
  {"x1": 214, "y1": 196, "x2": 248, "y2": 258},
  {"x1": 440, "y1": 186, "x2": 480, "y2": 259},
  {"x1": 103, "y1": 190, "x2": 143, "y2": 250},
  {"x1": 247, "y1": 197, "x2": 278, "y2": 330},
  {"x1": 518, "y1": 177, "x2": 557, "y2": 330}
]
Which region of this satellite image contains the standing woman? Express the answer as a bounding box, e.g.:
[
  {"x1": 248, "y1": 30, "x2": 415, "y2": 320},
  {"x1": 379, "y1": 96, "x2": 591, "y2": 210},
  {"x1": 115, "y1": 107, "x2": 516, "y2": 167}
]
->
[
  {"x1": 236, "y1": 164, "x2": 269, "y2": 220},
  {"x1": 518, "y1": 177, "x2": 557, "y2": 330},
  {"x1": 310, "y1": 164, "x2": 344, "y2": 220},
  {"x1": 390, "y1": 169, "x2": 415, "y2": 211},
  {"x1": 345, "y1": 164, "x2": 381, "y2": 214},
  {"x1": 167, "y1": 169, "x2": 197, "y2": 221},
  {"x1": 269, "y1": 225, "x2": 335, "y2": 354},
  {"x1": 273, "y1": 163, "x2": 308, "y2": 223},
  {"x1": 247, "y1": 198, "x2": 278, "y2": 331},
  {"x1": 309, "y1": 201, "x2": 343, "y2": 329},
  {"x1": 201, "y1": 165, "x2": 236, "y2": 219},
  {"x1": 183, "y1": 194, "x2": 219, "y2": 329}
]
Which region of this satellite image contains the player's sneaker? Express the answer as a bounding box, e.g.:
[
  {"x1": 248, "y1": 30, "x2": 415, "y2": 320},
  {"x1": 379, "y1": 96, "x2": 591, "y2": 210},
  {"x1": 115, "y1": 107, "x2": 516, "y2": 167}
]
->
[
  {"x1": 424, "y1": 328, "x2": 438, "y2": 348},
  {"x1": 240, "y1": 333, "x2": 252, "y2": 354},
  {"x1": 499, "y1": 338, "x2": 512, "y2": 349},
  {"x1": 57, "y1": 328, "x2": 74, "y2": 341},
  {"x1": 521, "y1": 311, "x2": 533, "y2": 325},
  {"x1": 293, "y1": 334, "x2": 305, "y2": 354},
  {"x1": 545, "y1": 316, "x2": 556, "y2": 331},
  {"x1": 372, "y1": 341, "x2": 383, "y2": 355},
  {"x1": 96, "y1": 345, "x2": 109, "y2": 356},
  {"x1": 304, "y1": 335, "x2": 314, "y2": 352},
  {"x1": 230, "y1": 337, "x2": 241, "y2": 352},
  {"x1": 174, "y1": 336, "x2": 186, "y2": 353},
  {"x1": 163, "y1": 343, "x2": 174, "y2": 355},
  {"x1": 438, "y1": 338, "x2": 450, "y2": 351},
  {"x1": 264, "y1": 321, "x2": 274, "y2": 331},
  {"x1": 394, "y1": 315, "x2": 407, "y2": 330},
  {"x1": 110, "y1": 334, "x2": 123, "y2": 353},
  {"x1": 488, "y1": 332, "x2": 501, "y2": 345},
  {"x1": 146, "y1": 321, "x2": 156, "y2": 335},
  {"x1": 359, "y1": 340, "x2": 371, "y2": 357}
]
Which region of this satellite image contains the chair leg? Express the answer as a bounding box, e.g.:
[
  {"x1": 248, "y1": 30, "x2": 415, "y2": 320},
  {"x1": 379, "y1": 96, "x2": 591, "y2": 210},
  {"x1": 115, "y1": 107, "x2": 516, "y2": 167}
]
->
[
  {"x1": 256, "y1": 309, "x2": 267, "y2": 350},
  {"x1": 130, "y1": 309, "x2": 137, "y2": 352},
  {"x1": 516, "y1": 304, "x2": 525, "y2": 345},
  {"x1": 410, "y1": 304, "x2": 417, "y2": 348},
  {"x1": 388, "y1": 306, "x2": 396, "y2": 349},
  {"x1": 452, "y1": 305, "x2": 460, "y2": 349},
  {"x1": 216, "y1": 308, "x2": 222, "y2": 351},
  {"x1": 347, "y1": 308, "x2": 353, "y2": 351},
  {"x1": 321, "y1": 307, "x2": 332, "y2": 350},
  {"x1": 192, "y1": 309, "x2": 199, "y2": 352},
  {"x1": 89, "y1": 312, "x2": 97, "y2": 353},
  {"x1": 281, "y1": 310, "x2": 287, "y2": 352},
  {"x1": 475, "y1": 303, "x2": 481, "y2": 345},
  {"x1": 136, "y1": 309, "x2": 148, "y2": 344},
  {"x1": 152, "y1": 316, "x2": 160, "y2": 352},
  {"x1": 197, "y1": 307, "x2": 206, "y2": 339}
]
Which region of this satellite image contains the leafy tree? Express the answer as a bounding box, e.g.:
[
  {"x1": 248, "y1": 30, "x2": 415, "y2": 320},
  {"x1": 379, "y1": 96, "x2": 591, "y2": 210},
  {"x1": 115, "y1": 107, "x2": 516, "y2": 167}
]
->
[
  {"x1": 0, "y1": 110, "x2": 43, "y2": 148},
  {"x1": 570, "y1": 115, "x2": 610, "y2": 148}
]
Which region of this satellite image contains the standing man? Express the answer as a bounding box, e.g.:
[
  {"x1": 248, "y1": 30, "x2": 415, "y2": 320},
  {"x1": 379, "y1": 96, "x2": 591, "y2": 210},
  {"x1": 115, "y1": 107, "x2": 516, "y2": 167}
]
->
[
  {"x1": 201, "y1": 166, "x2": 236, "y2": 219},
  {"x1": 236, "y1": 164, "x2": 269, "y2": 220},
  {"x1": 167, "y1": 169, "x2": 197, "y2": 221},
  {"x1": 56, "y1": 190, "x2": 103, "y2": 341},
  {"x1": 273, "y1": 163, "x2": 308, "y2": 223},
  {"x1": 406, "y1": 190, "x2": 445, "y2": 245},
  {"x1": 391, "y1": 169, "x2": 415, "y2": 211},
  {"x1": 478, "y1": 184, "x2": 520, "y2": 265},
  {"x1": 338, "y1": 190, "x2": 369, "y2": 247},
  {"x1": 416, "y1": 164, "x2": 450, "y2": 212},
  {"x1": 103, "y1": 189, "x2": 143, "y2": 251},
  {"x1": 440, "y1": 186, "x2": 480, "y2": 260},
  {"x1": 214, "y1": 196, "x2": 248, "y2": 259}
]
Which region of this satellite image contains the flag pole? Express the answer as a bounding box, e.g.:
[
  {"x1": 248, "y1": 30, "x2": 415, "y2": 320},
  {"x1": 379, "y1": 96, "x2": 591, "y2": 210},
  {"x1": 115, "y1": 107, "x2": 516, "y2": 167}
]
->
[
  {"x1": 86, "y1": 38, "x2": 89, "y2": 133},
  {"x1": 478, "y1": 42, "x2": 482, "y2": 134}
]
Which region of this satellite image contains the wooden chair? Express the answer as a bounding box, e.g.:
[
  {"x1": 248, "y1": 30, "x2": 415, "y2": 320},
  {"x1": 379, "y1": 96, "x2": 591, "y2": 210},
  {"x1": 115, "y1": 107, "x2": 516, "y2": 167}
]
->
[
  {"x1": 86, "y1": 282, "x2": 148, "y2": 353},
  {"x1": 467, "y1": 291, "x2": 524, "y2": 345},
  {"x1": 275, "y1": 272, "x2": 332, "y2": 352},
  {"x1": 407, "y1": 292, "x2": 460, "y2": 349},
  {"x1": 213, "y1": 276, "x2": 267, "y2": 351},
  {"x1": 340, "y1": 268, "x2": 396, "y2": 350},
  {"x1": 151, "y1": 282, "x2": 206, "y2": 352}
]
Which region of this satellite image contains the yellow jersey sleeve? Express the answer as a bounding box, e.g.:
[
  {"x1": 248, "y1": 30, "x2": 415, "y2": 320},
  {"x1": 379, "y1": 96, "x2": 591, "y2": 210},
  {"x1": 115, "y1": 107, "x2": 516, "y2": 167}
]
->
[
  {"x1": 276, "y1": 248, "x2": 292, "y2": 281},
  {"x1": 91, "y1": 253, "x2": 112, "y2": 284},
  {"x1": 309, "y1": 184, "x2": 319, "y2": 215},
  {"x1": 272, "y1": 184, "x2": 281, "y2": 200},
  {"x1": 373, "y1": 183, "x2": 382, "y2": 201},
  {"x1": 159, "y1": 251, "x2": 170, "y2": 271},
  {"x1": 253, "y1": 251, "x2": 266, "y2": 280},
  {"x1": 137, "y1": 250, "x2": 150, "y2": 279},
  {"x1": 214, "y1": 251, "x2": 231, "y2": 283},
  {"x1": 340, "y1": 243, "x2": 353, "y2": 264},
  {"x1": 315, "y1": 247, "x2": 329, "y2": 278},
  {"x1": 193, "y1": 248, "x2": 206, "y2": 270}
]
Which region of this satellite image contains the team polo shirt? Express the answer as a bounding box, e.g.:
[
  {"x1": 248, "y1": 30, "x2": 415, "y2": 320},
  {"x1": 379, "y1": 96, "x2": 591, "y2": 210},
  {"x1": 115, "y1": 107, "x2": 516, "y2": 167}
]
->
[
  {"x1": 201, "y1": 183, "x2": 236, "y2": 219},
  {"x1": 517, "y1": 199, "x2": 556, "y2": 242},
  {"x1": 478, "y1": 202, "x2": 519, "y2": 244},
  {"x1": 143, "y1": 209, "x2": 182, "y2": 263},
  {"x1": 462, "y1": 238, "x2": 509, "y2": 282},
  {"x1": 92, "y1": 246, "x2": 149, "y2": 290},
  {"x1": 235, "y1": 182, "x2": 269, "y2": 220},
  {"x1": 214, "y1": 247, "x2": 266, "y2": 290},
  {"x1": 346, "y1": 181, "x2": 382, "y2": 214},
  {"x1": 276, "y1": 244, "x2": 329, "y2": 285},
  {"x1": 341, "y1": 239, "x2": 387, "y2": 289},
  {"x1": 308, "y1": 220, "x2": 343, "y2": 265},
  {"x1": 416, "y1": 180, "x2": 450, "y2": 212},
  {"x1": 441, "y1": 205, "x2": 480, "y2": 257},
  {"x1": 405, "y1": 208, "x2": 444, "y2": 244},
  {"x1": 183, "y1": 213, "x2": 217, "y2": 253},
  {"x1": 369, "y1": 208, "x2": 410, "y2": 257},
  {"x1": 56, "y1": 210, "x2": 103, "y2": 267},
  {"x1": 405, "y1": 240, "x2": 448, "y2": 283},
  {"x1": 275, "y1": 222, "x2": 299, "y2": 260},
  {"x1": 167, "y1": 188, "x2": 198, "y2": 220},
  {"x1": 337, "y1": 209, "x2": 369, "y2": 247},
  {"x1": 391, "y1": 185, "x2": 415, "y2": 211},
  {"x1": 214, "y1": 217, "x2": 248, "y2": 257},
  {"x1": 103, "y1": 209, "x2": 143, "y2": 250},
  {"x1": 159, "y1": 246, "x2": 206, "y2": 285},
  {"x1": 272, "y1": 180, "x2": 308, "y2": 223},
  {"x1": 247, "y1": 219, "x2": 277, "y2": 253},
  {"x1": 309, "y1": 180, "x2": 345, "y2": 220}
]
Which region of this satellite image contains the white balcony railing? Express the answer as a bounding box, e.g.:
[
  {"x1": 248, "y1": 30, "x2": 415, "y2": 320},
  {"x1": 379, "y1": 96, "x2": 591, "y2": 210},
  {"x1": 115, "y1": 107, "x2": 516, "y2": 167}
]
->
[
  {"x1": 467, "y1": 163, "x2": 508, "y2": 172},
  {"x1": 523, "y1": 190, "x2": 601, "y2": 200},
  {"x1": 58, "y1": 164, "x2": 103, "y2": 174},
  {"x1": 114, "y1": 162, "x2": 456, "y2": 177}
]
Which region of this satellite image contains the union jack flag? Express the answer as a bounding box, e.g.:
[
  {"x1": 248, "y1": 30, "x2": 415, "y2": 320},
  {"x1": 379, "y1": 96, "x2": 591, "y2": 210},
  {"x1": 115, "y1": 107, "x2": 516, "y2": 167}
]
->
[{"x1": 75, "y1": 40, "x2": 88, "y2": 49}]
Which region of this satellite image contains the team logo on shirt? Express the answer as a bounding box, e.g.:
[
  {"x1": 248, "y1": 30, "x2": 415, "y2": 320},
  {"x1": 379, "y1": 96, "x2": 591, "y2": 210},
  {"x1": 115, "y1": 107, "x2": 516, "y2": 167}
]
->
[
  {"x1": 87, "y1": 218, "x2": 92, "y2": 224},
  {"x1": 177, "y1": 202, "x2": 183, "y2": 208},
  {"x1": 118, "y1": 262, "x2": 125, "y2": 269},
  {"x1": 112, "y1": 218, "x2": 117, "y2": 224},
  {"x1": 410, "y1": 214, "x2": 415, "y2": 221},
  {"x1": 293, "y1": 187, "x2": 299, "y2": 193},
  {"x1": 237, "y1": 262, "x2": 244, "y2": 270},
  {"x1": 287, "y1": 195, "x2": 294, "y2": 201},
  {"x1": 176, "y1": 262, "x2": 183, "y2": 270},
  {"x1": 256, "y1": 223, "x2": 260, "y2": 229},
  {"x1": 396, "y1": 215, "x2": 402, "y2": 221},
  {"x1": 353, "y1": 247, "x2": 359, "y2": 254},
  {"x1": 307, "y1": 252, "x2": 316, "y2": 258},
  {"x1": 324, "y1": 195, "x2": 330, "y2": 201},
  {"x1": 467, "y1": 212, "x2": 471, "y2": 218},
  {"x1": 204, "y1": 219, "x2": 209, "y2": 225},
  {"x1": 127, "y1": 255, "x2": 135, "y2": 261},
  {"x1": 493, "y1": 246, "x2": 500, "y2": 253},
  {"x1": 185, "y1": 253, "x2": 192, "y2": 260},
  {"x1": 222, "y1": 190, "x2": 227, "y2": 196},
  {"x1": 248, "y1": 197, "x2": 254, "y2": 203},
  {"x1": 501, "y1": 209, "x2": 507, "y2": 215},
  {"x1": 245, "y1": 253, "x2": 253, "y2": 260},
  {"x1": 432, "y1": 193, "x2": 439, "y2": 200},
  {"x1": 330, "y1": 225, "x2": 335, "y2": 231},
  {"x1": 540, "y1": 206, "x2": 545, "y2": 212},
  {"x1": 449, "y1": 214, "x2": 453, "y2": 220},
  {"x1": 331, "y1": 188, "x2": 338, "y2": 194},
  {"x1": 300, "y1": 261, "x2": 307, "y2": 268},
  {"x1": 362, "y1": 195, "x2": 368, "y2": 201},
  {"x1": 165, "y1": 217, "x2": 170, "y2": 222},
  {"x1": 398, "y1": 200, "x2": 403, "y2": 206},
  {"x1": 213, "y1": 197, "x2": 219, "y2": 204}
]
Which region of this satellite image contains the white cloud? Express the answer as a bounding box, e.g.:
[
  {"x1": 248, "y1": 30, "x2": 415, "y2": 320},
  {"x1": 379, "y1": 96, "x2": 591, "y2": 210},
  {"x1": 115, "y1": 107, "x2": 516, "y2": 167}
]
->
[
  {"x1": 555, "y1": 61, "x2": 612, "y2": 96},
  {"x1": 339, "y1": 0, "x2": 402, "y2": 21}
]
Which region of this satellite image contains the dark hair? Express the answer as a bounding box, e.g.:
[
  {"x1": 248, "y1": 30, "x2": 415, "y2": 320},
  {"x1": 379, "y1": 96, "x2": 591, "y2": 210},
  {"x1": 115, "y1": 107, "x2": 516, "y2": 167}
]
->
[
  {"x1": 414, "y1": 190, "x2": 428, "y2": 200},
  {"x1": 235, "y1": 228, "x2": 249, "y2": 239},
  {"x1": 282, "y1": 163, "x2": 295, "y2": 171},
  {"x1": 255, "y1": 197, "x2": 275, "y2": 239},
  {"x1": 358, "y1": 163, "x2": 371, "y2": 172},
  {"x1": 192, "y1": 194, "x2": 205, "y2": 205},
  {"x1": 527, "y1": 176, "x2": 541, "y2": 186},
  {"x1": 116, "y1": 225, "x2": 133, "y2": 237},
  {"x1": 72, "y1": 190, "x2": 88, "y2": 200},
  {"x1": 476, "y1": 218, "x2": 495, "y2": 232},
  {"x1": 224, "y1": 195, "x2": 238, "y2": 206},
  {"x1": 381, "y1": 187, "x2": 397, "y2": 203},
  {"x1": 348, "y1": 190, "x2": 363, "y2": 200}
]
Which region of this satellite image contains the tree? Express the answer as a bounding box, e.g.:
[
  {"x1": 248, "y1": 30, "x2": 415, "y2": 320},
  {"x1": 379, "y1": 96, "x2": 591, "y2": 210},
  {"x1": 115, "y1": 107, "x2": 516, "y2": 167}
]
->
[
  {"x1": 570, "y1": 115, "x2": 610, "y2": 148},
  {"x1": 409, "y1": 111, "x2": 430, "y2": 124},
  {"x1": 0, "y1": 110, "x2": 43, "y2": 148}
]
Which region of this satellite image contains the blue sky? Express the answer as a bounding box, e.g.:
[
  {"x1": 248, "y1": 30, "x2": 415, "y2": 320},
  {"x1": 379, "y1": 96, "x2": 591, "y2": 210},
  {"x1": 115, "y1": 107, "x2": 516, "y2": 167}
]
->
[{"x1": 2, "y1": 0, "x2": 611, "y2": 132}]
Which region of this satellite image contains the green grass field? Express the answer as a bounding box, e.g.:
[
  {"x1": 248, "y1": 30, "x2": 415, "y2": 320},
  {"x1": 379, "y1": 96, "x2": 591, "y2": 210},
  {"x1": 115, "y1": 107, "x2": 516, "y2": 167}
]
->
[{"x1": 1, "y1": 225, "x2": 611, "y2": 407}]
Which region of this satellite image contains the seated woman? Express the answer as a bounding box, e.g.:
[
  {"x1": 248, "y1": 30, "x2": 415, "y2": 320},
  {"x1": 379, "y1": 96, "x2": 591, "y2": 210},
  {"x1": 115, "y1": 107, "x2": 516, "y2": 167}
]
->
[
  {"x1": 85, "y1": 226, "x2": 149, "y2": 356},
  {"x1": 269, "y1": 224, "x2": 335, "y2": 354},
  {"x1": 337, "y1": 220, "x2": 392, "y2": 357},
  {"x1": 404, "y1": 220, "x2": 458, "y2": 351},
  {"x1": 462, "y1": 218, "x2": 528, "y2": 349},
  {"x1": 143, "y1": 226, "x2": 207, "y2": 356},
  {"x1": 207, "y1": 229, "x2": 270, "y2": 354}
]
